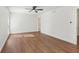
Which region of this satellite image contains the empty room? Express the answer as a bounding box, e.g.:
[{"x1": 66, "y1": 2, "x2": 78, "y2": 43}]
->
[{"x1": 0, "y1": 6, "x2": 79, "y2": 53}]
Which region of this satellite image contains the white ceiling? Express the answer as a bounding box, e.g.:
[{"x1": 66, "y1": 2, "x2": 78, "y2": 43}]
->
[{"x1": 9, "y1": 6, "x2": 62, "y2": 14}]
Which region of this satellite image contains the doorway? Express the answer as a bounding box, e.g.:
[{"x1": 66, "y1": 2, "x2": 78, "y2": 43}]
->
[{"x1": 77, "y1": 9, "x2": 79, "y2": 47}]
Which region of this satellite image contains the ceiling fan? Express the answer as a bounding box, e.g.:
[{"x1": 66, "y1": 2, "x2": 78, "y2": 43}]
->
[{"x1": 25, "y1": 6, "x2": 43, "y2": 13}]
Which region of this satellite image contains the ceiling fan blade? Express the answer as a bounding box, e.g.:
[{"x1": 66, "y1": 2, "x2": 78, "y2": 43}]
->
[
  {"x1": 32, "y1": 6, "x2": 37, "y2": 10},
  {"x1": 35, "y1": 10, "x2": 38, "y2": 13},
  {"x1": 25, "y1": 8, "x2": 31, "y2": 10},
  {"x1": 29, "y1": 9, "x2": 33, "y2": 12},
  {"x1": 36, "y1": 9, "x2": 43, "y2": 11}
]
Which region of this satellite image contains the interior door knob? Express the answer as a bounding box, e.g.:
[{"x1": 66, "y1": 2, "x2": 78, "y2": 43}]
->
[{"x1": 70, "y1": 21, "x2": 72, "y2": 24}]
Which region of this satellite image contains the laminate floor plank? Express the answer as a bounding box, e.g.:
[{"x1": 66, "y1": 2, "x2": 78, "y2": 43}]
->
[{"x1": 1, "y1": 32, "x2": 79, "y2": 53}]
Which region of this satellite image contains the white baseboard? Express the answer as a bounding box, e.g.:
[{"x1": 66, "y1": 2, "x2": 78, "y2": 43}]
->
[{"x1": 41, "y1": 32, "x2": 77, "y2": 45}]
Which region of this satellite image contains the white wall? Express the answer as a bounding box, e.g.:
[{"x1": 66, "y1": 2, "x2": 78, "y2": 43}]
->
[
  {"x1": 77, "y1": 9, "x2": 79, "y2": 35},
  {"x1": 0, "y1": 7, "x2": 10, "y2": 49},
  {"x1": 10, "y1": 13, "x2": 39, "y2": 33},
  {"x1": 41, "y1": 7, "x2": 77, "y2": 44}
]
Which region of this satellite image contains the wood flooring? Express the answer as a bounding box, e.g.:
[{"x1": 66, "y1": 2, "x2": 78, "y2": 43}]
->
[{"x1": 1, "y1": 32, "x2": 79, "y2": 53}]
